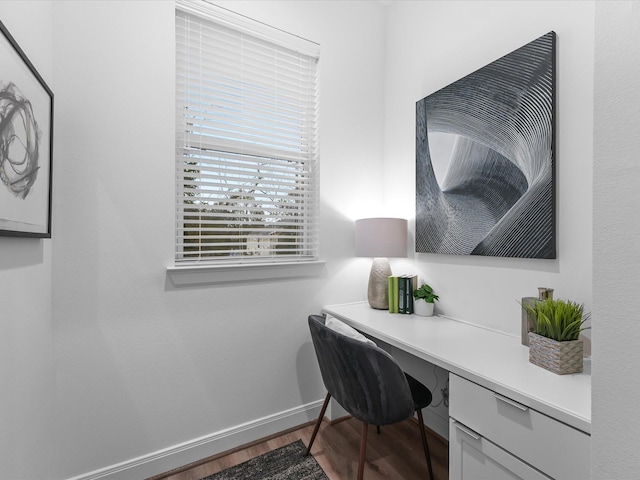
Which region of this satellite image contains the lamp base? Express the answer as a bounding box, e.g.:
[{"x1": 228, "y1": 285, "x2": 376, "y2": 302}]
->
[{"x1": 368, "y1": 258, "x2": 391, "y2": 309}]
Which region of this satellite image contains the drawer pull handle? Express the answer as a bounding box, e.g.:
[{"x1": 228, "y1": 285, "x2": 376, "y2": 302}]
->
[
  {"x1": 452, "y1": 420, "x2": 481, "y2": 440},
  {"x1": 493, "y1": 393, "x2": 529, "y2": 412}
]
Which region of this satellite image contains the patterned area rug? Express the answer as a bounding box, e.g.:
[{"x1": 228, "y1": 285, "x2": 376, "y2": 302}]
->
[{"x1": 201, "y1": 440, "x2": 328, "y2": 480}]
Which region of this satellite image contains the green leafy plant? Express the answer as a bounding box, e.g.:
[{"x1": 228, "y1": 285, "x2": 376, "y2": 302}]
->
[
  {"x1": 523, "y1": 299, "x2": 590, "y2": 341},
  {"x1": 413, "y1": 283, "x2": 439, "y2": 304}
]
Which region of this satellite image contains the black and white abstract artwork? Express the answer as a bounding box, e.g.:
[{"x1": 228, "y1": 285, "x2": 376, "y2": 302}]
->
[
  {"x1": 416, "y1": 32, "x2": 556, "y2": 258},
  {"x1": 0, "y1": 20, "x2": 53, "y2": 238}
]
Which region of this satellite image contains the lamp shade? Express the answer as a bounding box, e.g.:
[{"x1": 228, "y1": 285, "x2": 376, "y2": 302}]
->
[{"x1": 355, "y1": 218, "x2": 408, "y2": 258}]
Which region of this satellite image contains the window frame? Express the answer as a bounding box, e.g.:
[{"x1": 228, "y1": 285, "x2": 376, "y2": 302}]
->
[{"x1": 172, "y1": 0, "x2": 321, "y2": 283}]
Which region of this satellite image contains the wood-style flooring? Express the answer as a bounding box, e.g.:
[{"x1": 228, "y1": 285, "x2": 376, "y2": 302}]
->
[{"x1": 152, "y1": 417, "x2": 448, "y2": 480}]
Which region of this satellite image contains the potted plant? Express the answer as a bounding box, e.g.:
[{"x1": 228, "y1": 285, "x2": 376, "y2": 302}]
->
[
  {"x1": 413, "y1": 283, "x2": 439, "y2": 317},
  {"x1": 522, "y1": 298, "x2": 590, "y2": 374}
]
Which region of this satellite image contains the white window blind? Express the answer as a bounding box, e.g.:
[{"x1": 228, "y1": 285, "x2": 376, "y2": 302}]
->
[{"x1": 175, "y1": 1, "x2": 320, "y2": 265}]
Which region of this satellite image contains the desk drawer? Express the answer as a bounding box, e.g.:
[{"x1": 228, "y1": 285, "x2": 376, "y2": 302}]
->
[
  {"x1": 450, "y1": 418, "x2": 551, "y2": 480},
  {"x1": 450, "y1": 374, "x2": 590, "y2": 480}
]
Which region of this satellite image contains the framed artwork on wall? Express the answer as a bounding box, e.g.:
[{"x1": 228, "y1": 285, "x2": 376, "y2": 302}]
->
[
  {"x1": 416, "y1": 31, "x2": 556, "y2": 259},
  {"x1": 0, "y1": 19, "x2": 53, "y2": 238}
]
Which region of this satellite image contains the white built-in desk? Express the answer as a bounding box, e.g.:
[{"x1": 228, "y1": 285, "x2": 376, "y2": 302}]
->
[{"x1": 322, "y1": 302, "x2": 591, "y2": 479}]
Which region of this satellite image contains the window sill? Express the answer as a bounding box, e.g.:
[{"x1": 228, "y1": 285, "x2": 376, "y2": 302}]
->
[{"x1": 166, "y1": 260, "x2": 326, "y2": 287}]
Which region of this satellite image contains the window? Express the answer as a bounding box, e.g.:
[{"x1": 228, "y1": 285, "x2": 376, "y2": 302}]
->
[{"x1": 175, "y1": 1, "x2": 320, "y2": 267}]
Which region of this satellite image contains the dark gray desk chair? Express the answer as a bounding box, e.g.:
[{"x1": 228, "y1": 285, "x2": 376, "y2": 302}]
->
[{"x1": 306, "y1": 314, "x2": 434, "y2": 480}]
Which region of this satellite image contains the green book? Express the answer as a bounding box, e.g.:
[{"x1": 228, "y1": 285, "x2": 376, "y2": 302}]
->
[
  {"x1": 388, "y1": 276, "x2": 399, "y2": 313},
  {"x1": 388, "y1": 276, "x2": 394, "y2": 312}
]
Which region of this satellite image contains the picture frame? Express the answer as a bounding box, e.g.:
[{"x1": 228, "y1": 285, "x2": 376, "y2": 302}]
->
[
  {"x1": 416, "y1": 32, "x2": 556, "y2": 259},
  {"x1": 0, "y1": 19, "x2": 53, "y2": 238}
]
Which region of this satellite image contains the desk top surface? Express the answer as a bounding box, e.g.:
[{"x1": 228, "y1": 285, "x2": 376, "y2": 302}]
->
[{"x1": 322, "y1": 302, "x2": 591, "y2": 434}]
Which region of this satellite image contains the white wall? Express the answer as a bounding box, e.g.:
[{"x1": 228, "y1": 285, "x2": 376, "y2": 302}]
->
[
  {"x1": 7, "y1": 0, "x2": 637, "y2": 478},
  {"x1": 383, "y1": 1, "x2": 594, "y2": 336},
  {"x1": 51, "y1": 1, "x2": 385, "y2": 478},
  {"x1": 0, "y1": 2, "x2": 54, "y2": 479},
  {"x1": 592, "y1": 1, "x2": 640, "y2": 478}
]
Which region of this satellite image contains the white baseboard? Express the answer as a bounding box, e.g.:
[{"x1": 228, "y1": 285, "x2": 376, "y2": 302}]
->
[{"x1": 67, "y1": 399, "x2": 323, "y2": 480}]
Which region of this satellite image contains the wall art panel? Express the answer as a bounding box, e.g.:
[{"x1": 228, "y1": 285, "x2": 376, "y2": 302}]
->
[
  {"x1": 416, "y1": 31, "x2": 555, "y2": 258},
  {"x1": 0, "y1": 20, "x2": 53, "y2": 238}
]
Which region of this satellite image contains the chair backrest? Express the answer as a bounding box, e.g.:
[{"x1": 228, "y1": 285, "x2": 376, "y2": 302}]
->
[{"x1": 308, "y1": 314, "x2": 414, "y2": 426}]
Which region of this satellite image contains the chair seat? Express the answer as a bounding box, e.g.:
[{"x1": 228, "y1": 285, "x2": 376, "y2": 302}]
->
[{"x1": 405, "y1": 373, "x2": 432, "y2": 410}]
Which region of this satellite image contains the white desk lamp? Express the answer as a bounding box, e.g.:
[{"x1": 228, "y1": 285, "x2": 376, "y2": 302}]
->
[{"x1": 355, "y1": 217, "x2": 408, "y2": 309}]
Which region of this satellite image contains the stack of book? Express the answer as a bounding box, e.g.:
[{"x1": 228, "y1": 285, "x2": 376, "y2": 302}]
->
[{"x1": 388, "y1": 275, "x2": 418, "y2": 313}]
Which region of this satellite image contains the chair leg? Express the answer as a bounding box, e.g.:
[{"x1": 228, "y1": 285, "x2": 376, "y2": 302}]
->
[
  {"x1": 416, "y1": 409, "x2": 434, "y2": 480},
  {"x1": 305, "y1": 392, "x2": 331, "y2": 456},
  {"x1": 357, "y1": 421, "x2": 368, "y2": 480}
]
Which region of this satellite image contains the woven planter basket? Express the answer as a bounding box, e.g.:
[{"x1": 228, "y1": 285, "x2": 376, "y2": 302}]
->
[{"x1": 528, "y1": 332, "x2": 584, "y2": 375}]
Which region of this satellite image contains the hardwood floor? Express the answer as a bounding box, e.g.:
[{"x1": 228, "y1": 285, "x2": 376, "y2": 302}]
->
[{"x1": 152, "y1": 417, "x2": 448, "y2": 480}]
